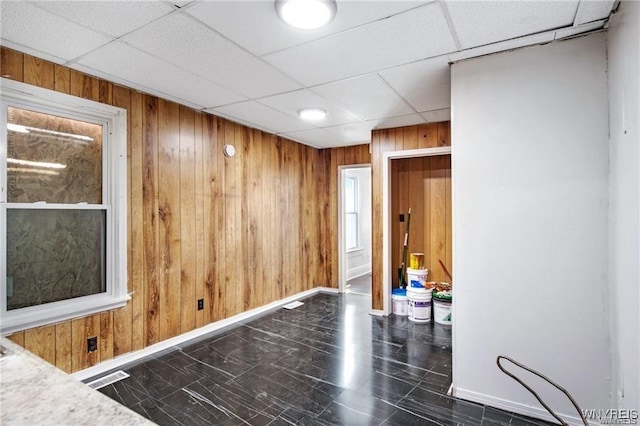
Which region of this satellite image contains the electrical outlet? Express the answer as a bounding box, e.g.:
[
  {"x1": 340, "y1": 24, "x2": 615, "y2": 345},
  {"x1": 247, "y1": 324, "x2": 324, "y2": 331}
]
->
[
  {"x1": 197, "y1": 299, "x2": 204, "y2": 311},
  {"x1": 399, "y1": 214, "x2": 405, "y2": 222},
  {"x1": 87, "y1": 336, "x2": 98, "y2": 353}
]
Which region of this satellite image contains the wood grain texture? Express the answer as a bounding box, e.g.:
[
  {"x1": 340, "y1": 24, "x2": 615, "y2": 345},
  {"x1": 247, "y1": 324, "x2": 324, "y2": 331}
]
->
[
  {"x1": 1, "y1": 47, "x2": 349, "y2": 373},
  {"x1": 371, "y1": 124, "x2": 451, "y2": 310},
  {"x1": 1, "y1": 46, "x2": 23, "y2": 81}
]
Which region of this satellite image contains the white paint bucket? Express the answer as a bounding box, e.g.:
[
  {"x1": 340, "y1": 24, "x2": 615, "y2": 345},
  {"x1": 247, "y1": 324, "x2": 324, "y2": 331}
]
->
[
  {"x1": 391, "y1": 288, "x2": 408, "y2": 316},
  {"x1": 407, "y1": 287, "x2": 432, "y2": 323},
  {"x1": 433, "y1": 298, "x2": 452, "y2": 325},
  {"x1": 406, "y1": 268, "x2": 428, "y2": 289}
]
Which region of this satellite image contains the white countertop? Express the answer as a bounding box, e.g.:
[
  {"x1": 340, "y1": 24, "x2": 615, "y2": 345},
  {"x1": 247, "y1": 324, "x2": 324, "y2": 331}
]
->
[{"x1": 0, "y1": 338, "x2": 154, "y2": 426}]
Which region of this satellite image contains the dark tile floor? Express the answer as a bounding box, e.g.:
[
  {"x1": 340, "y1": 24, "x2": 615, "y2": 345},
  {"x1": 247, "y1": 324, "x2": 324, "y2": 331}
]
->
[{"x1": 90, "y1": 293, "x2": 552, "y2": 426}]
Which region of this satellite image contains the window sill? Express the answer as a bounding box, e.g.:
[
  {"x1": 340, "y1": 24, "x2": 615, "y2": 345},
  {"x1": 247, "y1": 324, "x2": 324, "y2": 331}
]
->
[
  {"x1": 347, "y1": 247, "x2": 364, "y2": 254},
  {"x1": 0, "y1": 293, "x2": 131, "y2": 335}
]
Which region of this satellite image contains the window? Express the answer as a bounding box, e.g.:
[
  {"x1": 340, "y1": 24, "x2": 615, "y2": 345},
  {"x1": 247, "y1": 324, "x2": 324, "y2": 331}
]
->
[
  {"x1": 345, "y1": 175, "x2": 359, "y2": 251},
  {"x1": 1, "y1": 78, "x2": 128, "y2": 334}
]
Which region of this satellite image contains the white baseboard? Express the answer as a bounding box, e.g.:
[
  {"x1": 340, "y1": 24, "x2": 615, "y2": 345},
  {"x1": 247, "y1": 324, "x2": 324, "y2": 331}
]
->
[
  {"x1": 455, "y1": 387, "x2": 592, "y2": 426},
  {"x1": 369, "y1": 309, "x2": 386, "y2": 317},
  {"x1": 346, "y1": 264, "x2": 372, "y2": 281},
  {"x1": 72, "y1": 287, "x2": 328, "y2": 381}
]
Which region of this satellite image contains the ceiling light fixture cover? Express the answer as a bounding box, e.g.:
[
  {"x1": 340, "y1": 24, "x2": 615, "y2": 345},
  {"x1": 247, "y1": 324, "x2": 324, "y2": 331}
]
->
[
  {"x1": 298, "y1": 108, "x2": 328, "y2": 120},
  {"x1": 275, "y1": 0, "x2": 338, "y2": 30}
]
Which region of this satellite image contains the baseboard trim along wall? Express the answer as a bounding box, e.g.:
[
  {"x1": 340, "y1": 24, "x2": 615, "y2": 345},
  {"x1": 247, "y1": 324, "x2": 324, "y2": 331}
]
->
[
  {"x1": 72, "y1": 287, "x2": 338, "y2": 381},
  {"x1": 346, "y1": 264, "x2": 372, "y2": 281},
  {"x1": 455, "y1": 388, "x2": 594, "y2": 426}
]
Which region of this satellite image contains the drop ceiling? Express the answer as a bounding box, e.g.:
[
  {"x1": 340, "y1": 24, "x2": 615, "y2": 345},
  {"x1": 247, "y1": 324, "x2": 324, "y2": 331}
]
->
[{"x1": 0, "y1": 0, "x2": 615, "y2": 148}]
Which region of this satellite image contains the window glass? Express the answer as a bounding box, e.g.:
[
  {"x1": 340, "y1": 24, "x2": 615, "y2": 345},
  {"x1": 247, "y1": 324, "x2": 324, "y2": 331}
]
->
[
  {"x1": 6, "y1": 208, "x2": 106, "y2": 310},
  {"x1": 345, "y1": 176, "x2": 356, "y2": 213},
  {"x1": 6, "y1": 106, "x2": 103, "y2": 204},
  {"x1": 346, "y1": 213, "x2": 358, "y2": 250}
]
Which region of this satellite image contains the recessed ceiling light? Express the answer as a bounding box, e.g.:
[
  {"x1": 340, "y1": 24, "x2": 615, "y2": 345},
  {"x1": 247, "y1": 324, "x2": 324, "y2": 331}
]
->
[
  {"x1": 275, "y1": 0, "x2": 337, "y2": 30},
  {"x1": 298, "y1": 108, "x2": 328, "y2": 121}
]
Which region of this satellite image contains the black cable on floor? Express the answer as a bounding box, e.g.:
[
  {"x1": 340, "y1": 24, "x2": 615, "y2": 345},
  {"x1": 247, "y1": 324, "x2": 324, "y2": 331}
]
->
[{"x1": 496, "y1": 355, "x2": 588, "y2": 426}]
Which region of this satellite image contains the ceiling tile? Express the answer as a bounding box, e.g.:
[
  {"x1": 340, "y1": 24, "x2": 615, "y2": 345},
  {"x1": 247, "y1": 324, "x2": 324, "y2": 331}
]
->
[
  {"x1": 282, "y1": 128, "x2": 344, "y2": 149},
  {"x1": 378, "y1": 56, "x2": 450, "y2": 113},
  {"x1": 122, "y1": 12, "x2": 300, "y2": 98},
  {"x1": 420, "y1": 108, "x2": 451, "y2": 123},
  {"x1": 574, "y1": 0, "x2": 615, "y2": 25},
  {"x1": 76, "y1": 42, "x2": 246, "y2": 109},
  {"x1": 323, "y1": 121, "x2": 374, "y2": 145},
  {"x1": 445, "y1": 1, "x2": 579, "y2": 49},
  {"x1": 448, "y1": 32, "x2": 555, "y2": 62},
  {"x1": 312, "y1": 74, "x2": 415, "y2": 121},
  {"x1": 31, "y1": 1, "x2": 175, "y2": 38},
  {"x1": 210, "y1": 101, "x2": 316, "y2": 135},
  {"x1": 258, "y1": 89, "x2": 364, "y2": 127},
  {"x1": 264, "y1": 2, "x2": 457, "y2": 86},
  {"x1": 367, "y1": 113, "x2": 426, "y2": 130},
  {"x1": 187, "y1": 1, "x2": 431, "y2": 56},
  {"x1": 0, "y1": 2, "x2": 112, "y2": 62}
]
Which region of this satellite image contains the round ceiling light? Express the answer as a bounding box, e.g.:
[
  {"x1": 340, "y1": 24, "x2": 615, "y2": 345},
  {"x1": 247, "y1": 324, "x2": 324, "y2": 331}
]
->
[
  {"x1": 275, "y1": 0, "x2": 337, "y2": 30},
  {"x1": 298, "y1": 108, "x2": 328, "y2": 121}
]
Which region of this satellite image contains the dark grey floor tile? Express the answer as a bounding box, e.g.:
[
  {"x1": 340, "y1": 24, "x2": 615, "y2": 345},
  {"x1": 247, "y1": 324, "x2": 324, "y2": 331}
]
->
[{"x1": 94, "y1": 293, "x2": 555, "y2": 426}]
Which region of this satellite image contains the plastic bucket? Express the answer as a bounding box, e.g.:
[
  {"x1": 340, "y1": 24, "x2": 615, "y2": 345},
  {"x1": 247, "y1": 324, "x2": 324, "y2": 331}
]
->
[
  {"x1": 406, "y1": 268, "x2": 428, "y2": 289},
  {"x1": 391, "y1": 288, "x2": 408, "y2": 316},
  {"x1": 407, "y1": 287, "x2": 432, "y2": 323},
  {"x1": 433, "y1": 298, "x2": 452, "y2": 325},
  {"x1": 409, "y1": 253, "x2": 425, "y2": 270}
]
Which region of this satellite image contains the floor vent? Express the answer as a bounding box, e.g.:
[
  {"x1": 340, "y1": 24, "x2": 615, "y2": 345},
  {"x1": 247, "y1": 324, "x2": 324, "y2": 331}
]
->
[
  {"x1": 283, "y1": 301, "x2": 304, "y2": 310},
  {"x1": 86, "y1": 370, "x2": 130, "y2": 390}
]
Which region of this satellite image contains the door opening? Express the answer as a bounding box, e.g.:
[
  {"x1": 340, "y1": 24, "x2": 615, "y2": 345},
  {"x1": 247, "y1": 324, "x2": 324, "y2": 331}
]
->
[{"x1": 338, "y1": 165, "x2": 372, "y2": 296}]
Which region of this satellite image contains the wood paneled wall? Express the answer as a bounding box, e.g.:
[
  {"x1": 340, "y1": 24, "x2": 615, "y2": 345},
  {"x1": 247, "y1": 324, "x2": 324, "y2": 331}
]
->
[
  {"x1": 1, "y1": 47, "x2": 330, "y2": 372},
  {"x1": 371, "y1": 123, "x2": 451, "y2": 310},
  {"x1": 324, "y1": 144, "x2": 371, "y2": 287},
  {"x1": 390, "y1": 156, "x2": 452, "y2": 285}
]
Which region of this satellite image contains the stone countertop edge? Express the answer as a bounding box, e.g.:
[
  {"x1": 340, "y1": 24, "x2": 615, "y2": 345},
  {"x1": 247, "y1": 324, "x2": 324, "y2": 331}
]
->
[{"x1": 0, "y1": 337, "x2": 154, "y2": 425}]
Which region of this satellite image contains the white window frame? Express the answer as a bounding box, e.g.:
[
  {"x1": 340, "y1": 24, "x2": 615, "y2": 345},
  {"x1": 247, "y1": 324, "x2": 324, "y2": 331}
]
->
[
  {"x1": 345, "y1": 175, "x2": 360, "y2": 252},
  {"x1": 0, "y1": 78, "x2": 128, "y2": 335}
]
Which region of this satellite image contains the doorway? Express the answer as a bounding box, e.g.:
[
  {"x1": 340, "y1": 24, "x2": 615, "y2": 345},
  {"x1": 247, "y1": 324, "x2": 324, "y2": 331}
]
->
[{"x1": 338, "y1": 165, "x2": 372, "y2": 296}]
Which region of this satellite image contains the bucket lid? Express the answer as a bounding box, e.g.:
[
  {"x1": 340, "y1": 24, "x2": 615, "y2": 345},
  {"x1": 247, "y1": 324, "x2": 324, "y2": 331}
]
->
[
  {"x1": 433, "y1": 291, "x2": 452, "y2": 301},
  {"x1": 392, "y1": 288, "x2": 407, "y2": 296},
  {"x1": 406, "y1": 267, "x2": 428, "y2": 273}
]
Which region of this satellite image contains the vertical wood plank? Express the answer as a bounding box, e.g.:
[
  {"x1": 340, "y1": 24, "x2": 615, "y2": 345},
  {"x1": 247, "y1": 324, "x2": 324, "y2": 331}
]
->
[
  {"x1": 71, "y1": 314, "x2": 99, "y2": 371},
  {"x1": 422, "y1": 157, "x2": 433, "y2": 275},
  {"x1": 1, "y1": 47, "x2": 24, "y2": 81},
  {"x1": 70, "y1": 69, "x2": 99, "y2": 101},
  {"x1": 7, "y1": 331, "x2": 25, "y2": 346},
  {"x1": 23, "y1": 56, "x2": 54, "y2": 89},
  {"x1": 100, "y1": 311, "x2": 114, "y2": 362},
  {"x1": 444, "y1": 155, "x2": 453, "y2": 282},
  {"x1": 54, "y1": 65, "x2": 70, "y2": 94},
  {"x1": 129, "y1": 90, "x2": 145, "y2": 352},
  {"x1": 194, "y1": 112, "x2": 205, "y2": 328},
  {"x1": 430, "y1": 155, "x2": 447, "y2": 283},
  {"x1": 158, "y1": 99, "x2": 182, "y2": 341},
  {"x1": 212, "y1": 117, "x2": 226, "y2": 322},
  {"x1": 24, "y1": 326, "x2": 56, "y2": 366},
  {"x1": 112, "y1": 85, "x2": 133, "y2": 356},
  {"x1": 143, "y1": 95, "x2": 160, "y2": 346},
  {"x1": 55, "y1": 321, "x2": 72, "y2": 373},
  {"x1": 179, "y1": 105, "x2": 196, "y2": 333}
]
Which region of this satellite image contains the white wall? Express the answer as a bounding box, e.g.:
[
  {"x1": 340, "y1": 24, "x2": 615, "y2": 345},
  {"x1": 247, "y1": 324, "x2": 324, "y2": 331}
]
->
[
  {"x1": 346, "y1": 167, "x2": 372, "y2": 280},
  {"x1": 451, "y1": 34, "x2": 611, "y2": 422},
  {"x1": 607, "y1": 0, "x2": 640, "y2": 410}
]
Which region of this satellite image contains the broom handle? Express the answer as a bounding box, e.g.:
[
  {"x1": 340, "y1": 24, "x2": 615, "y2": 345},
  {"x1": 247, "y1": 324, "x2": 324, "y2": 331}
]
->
[{"x1": 399, "y1": 208, "x2": 412, "y2": 287}]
